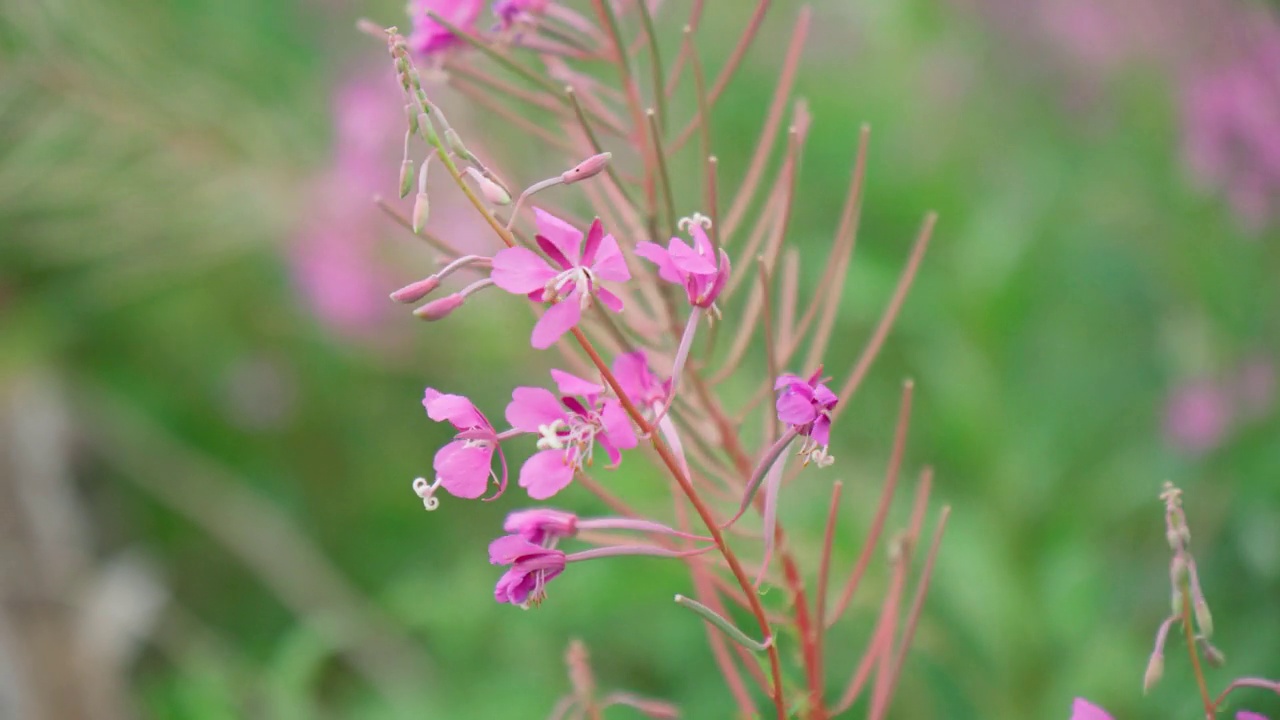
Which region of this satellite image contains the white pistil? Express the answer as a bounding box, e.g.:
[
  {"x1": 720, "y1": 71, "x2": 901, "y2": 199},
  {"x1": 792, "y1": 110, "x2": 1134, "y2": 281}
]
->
[
  {"x1": 536, "y1": 420, "x2": 566, "y2": 450},
  {"x1": 412, "y1": 476, "x2": 442, "y2": 511}
]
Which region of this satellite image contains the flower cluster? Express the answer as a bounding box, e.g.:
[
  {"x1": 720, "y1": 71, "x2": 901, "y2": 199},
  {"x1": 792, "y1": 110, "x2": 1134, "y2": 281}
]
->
[{"x1": 379, "y1": 4, "x2": 946, "y2": 717}]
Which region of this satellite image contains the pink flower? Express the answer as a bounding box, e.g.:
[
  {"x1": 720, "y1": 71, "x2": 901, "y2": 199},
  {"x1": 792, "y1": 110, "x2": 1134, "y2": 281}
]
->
[
  {"x1": 635, "y1": 219, "x2": 730, "y2": 308},
  {"x1": 612, "y1": 351, "x2": 670, "y2": 411},
  {"x1": 489, "y1": 534, "x2": 566, "y2": 607},
  {"x1": 1163, "y1": 379, "x2": 1231, "y2": 455},
  {"x1": 1237, "y1": 713, "x2": 1270, "y2": 720},
  {"x1": 503, "y1": 508, "x2": 578, "y2": 545},
  {"x1": 494, "y1": 0, "x2": 550, "y2": 28},
  {"x1": 407, "y1": 0, "x2": 485, "y2": 57},
  {"x1": 1070, "y1": 698, "x2": 1112, "y2": 720},
  {"x1": 505, "y1": 369, "x2": 638, "y2": 499},
  {"x1": 490, "y1": 210, "x2": 630, "y2": 349},
  {"x1": 775, "y1": 368, "x2": 838, "y2": 452},
  {"x1": 418, "y1": 388, "x2": 507, "y2": 502}
]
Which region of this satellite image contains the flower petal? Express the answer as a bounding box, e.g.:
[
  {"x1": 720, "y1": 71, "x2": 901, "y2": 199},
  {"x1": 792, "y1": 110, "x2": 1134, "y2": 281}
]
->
[
  {"x1": 600, "y1": 400, "x2": 638, "y2": 449},
  {"x1": 668, "y1": 236, "x2": 718, "y2": 275},
  {"x1": 634, "y1": 242, "x2": 683, "y2": 284},
  {"x1": 533, "y1": 207, "x2": 583, "y2": 264},
  {"x1": 1070, "y1": 699, "x2": 1115, "y2": 720},
  {"x1": 422, "y1": 389, "x2": 485, "y2": 429},
  {"x1": 581, "y1": 218, "x2": 604, "y2": 266},
  {"x1": 550, "y1": 369, "x2": 604, "y2": 398},
  {"x1": 531, "y1": 297, "x2": 583, "y2": 349},
  {"x1": 434, "y1": 440, "x2": 492, "y2": 499},
  {"x1": 491, "y1": 247, "x2": 556, "y2": 294},
  {"x1": 776, "y1": 392, "x2": 817, "y2": 426},
  {"x1": 595, "y1": 286, "x2": 624, "y2": 313},
  {"x1": 590, "y1": 233, "x2": 631, "y2": 282},
  {"x1": 506, "y1": 386, "x2": 565, "y2": 432},
  {"x1": 489, "y1": 534, "x2": 543, "y2": 564},
  {"x1": 773, "y1": 373, "x2": 805, "y2": 390},
  {"x1": 519, "y1": 448, "x2": 576, "y2": 499},
  {"x1": 611, "y1": 351, "x2": 652, "y2": 404},
  {"x1": 689, "y1": 223, "x2": 715, "y2": 257}
]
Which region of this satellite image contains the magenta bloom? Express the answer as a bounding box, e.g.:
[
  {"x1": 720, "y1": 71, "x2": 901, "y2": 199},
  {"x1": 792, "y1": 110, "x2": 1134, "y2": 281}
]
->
[
  {"x1": 503, "y1": 508, "x2": 578, "y2": 545},
  {"x1": 422, "y1": 388, "x2": 507, "y2": 499},
  {"x1": 490, "y1": 534, "x2": 566, "y2": 606},
  {"x1": 490, "y1": 210, "x2": 631, "y2": 349},
  {"x1": 1069, "y1": 699, "x2": 1112, "y2": 720},
  {"x1": 612, "y1": 351, "x2": 670, "y2": 411},
  {"x1": 1237, "y1": 712, "x2": 1270, "y2": 720},
  {"x1": 775, "y1": 369, "x2": 838, "y2": 447},
  {"x1": 505, "y1": 369, "x2": 638, "y2": 499},
  {"x1": 407, "y1": 0, "x2": 485, "y2": 57},
  {"x1": 635, "y1": 220, "x2": 730, "y2": 308},
  {"x1": 1163, "y1": 379, "x2": 1231, "y2": 455},
  {"x1": 494, "y1": 0, "x2": 549, "y2": 28}
]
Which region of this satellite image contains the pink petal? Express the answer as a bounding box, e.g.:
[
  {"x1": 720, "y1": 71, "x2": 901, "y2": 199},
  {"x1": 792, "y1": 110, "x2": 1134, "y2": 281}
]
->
[
  {"x1": 550, "y1": 369, "x2": 604, "y2": 397},
  {"x1": 635, "y1": 242, "x2": 683, "y2": 283},
  {"x1": 611, "y1": 351, "x2": 651, "y2": 404},
  {"x1": 531, "y1": 297, "x2": 583, "y2": 349},
  {"x1": 596, "y1": 286, "x2": 624, "y2": 313},
  {"x1": 519, "y1": 449, "x2": 576, "y2": 499},
  {"x1": 668, "y1": 236, "x2": 718, "y2": 275},
  {"x1": 1070, "y1": 699, "x2": 1114, "y2": 720},
  {"x1": 533, "y1": 207, "x2": 583, "y2": 264},
  {"x1": 506, "y1": 387, "x2": 565, "y2": 433},
  {"x1": 1236, "y1": 712, "x2": 1269, "y2": 720},
  {"x1": 581, "y1": 218, "x2": 604, "y2": 266},
  {"x1": 535, "y1": 233, "x2": 574, "y2": 270},
  {"x1": 689, "y1": 223, "x2": 715, "y2": 257},
  {"x1": 422, "y1": 389, "x2": 485, "y2": 429},
  {"x1": 600, "y1": 399, "x2": 637, "y2": 449},
  {"x1": 489, "y1": 534, "x2": 542, "y2": 564},
  {"x1": 433, "y1": 440, "x2": 492, "y2": 499},
  {"x1": 776, "y1": 392, "x2": 817, "y2": 425},
  {"x1": 590, "y1": 234, "x2": 631, "y2": 282},
  {"x1": 774, "y1": 373, "x2": 805, "y2": 390},
  {"x1": 491, "y1": 247, "x2": 556, "y2": 294}
]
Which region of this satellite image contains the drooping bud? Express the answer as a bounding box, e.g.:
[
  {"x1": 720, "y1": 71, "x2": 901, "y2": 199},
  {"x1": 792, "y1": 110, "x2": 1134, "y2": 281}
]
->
[
  {"x1": 1196, "y1": 636, "x2": 1226, "y2": 667},
  {"x1": 390, "y1": 276, "x2": 440, "y2": 304},
  {"x1": 1194, "y1": 598, "x2": 1213, "y2": 638},
  {"x1": 445, "y1": 128, "x2": 475, "y2": 161},
  {"x1": 465, "y1": 167, "x2": 511, "y2": 205},
  {"x1": 399, "y1": 159, "x2": 415, "y2": 198},
  {"x1": 560, "y1": 152, "x2": 611, "y2": 185},
  {"x1": 1142, "y1": 653, "x2": 1164, "y2": 693},
  {"x1": 405, "y1": 104, "x2": 419, "y2": 134},
  {"x1": 414, "y1": 293, "x2": 464, "y2": 321},
  {"x1": 412, "y1": 192, "x2": 430, "y2": 232}
]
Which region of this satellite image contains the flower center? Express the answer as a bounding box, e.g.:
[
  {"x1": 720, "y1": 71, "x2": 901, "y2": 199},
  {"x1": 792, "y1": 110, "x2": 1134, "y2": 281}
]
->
[
  {"x1": 535, "y1": 412, "x2": 604, "y2": 469},
  {"x1": 545, "y1": 266, "x2": 596, "y2": 308}
]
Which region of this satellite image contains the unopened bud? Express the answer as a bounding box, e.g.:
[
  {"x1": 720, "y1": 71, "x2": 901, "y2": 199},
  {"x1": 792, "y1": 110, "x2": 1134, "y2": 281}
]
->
[
  {"x1": 412, "y1": 192, "x2": 430, "y2": 233},
  {"x1": 390, "y1": 276, "x2": 440, "y2": 304},
  {"x1": 1171, "y1": 585, "x2": 1185, "y2": 617},
  {"x1": 560, "y1": 152, "x2": 611, "y2": 184},
  {"x1": 414, "y1": 293, "x2": 464, "y2": 321},
  {"x1": 1194, "y1": 599, "x2": 1213, "y2": 638},
  {"x1": 405, "y1": 104, "x2": 419, "y2": 134},
  {"x1": 1142, "y1": 653, "x2": 1163, "y2": 693},
  {"x1": 445, "y1": 128, "x2": 475, "y2": 161},
  {"x1": 1169, "y1": 554, "x2": 1188, "y2": 587},
  {"x1": 465, "y1": 167, "x2": 511, "y2": 205},
  {"x1": 399, "y1": 159, "x2": 415, "y2": 198},
  {"x1": 1196, "y1": 636, "x2": 1225, "y2": 667}
]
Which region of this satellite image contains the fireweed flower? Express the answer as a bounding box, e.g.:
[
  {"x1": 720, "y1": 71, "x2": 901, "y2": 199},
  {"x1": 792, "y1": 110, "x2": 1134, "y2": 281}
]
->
[
  {"x1": 490, "y1": 210, "x2": 630, "y2": 349},
  {"x1": 635, "y1": 214, "x2": 731, "y2": 311},
  {"x1": 490, "y1": 529, "x2": 714, "y2": 607},
  {"x1": 490, "y1": 534, "x2": 566, "y2": 607},
  {"x1": 413, "y1": 388, "x2": 508, "y2": 509},
  {"x1": 504, "y1": 507, "x2": 578, "y2": 545},
  {"x1": 611, "y1": 350, "x2": 670, "y2": 415},
  {"x1": 505, "y1": 369, "x2": 637, "y2": 499},
  {"x1": 775, "y1": 368, "x2": 838, "y2": 467},
  {"x1": 494, "y1": 0, "x2": 550, "y2": 29},
  {"x1": 407, "y1": 0, "x2": 485, "y2": 57}
]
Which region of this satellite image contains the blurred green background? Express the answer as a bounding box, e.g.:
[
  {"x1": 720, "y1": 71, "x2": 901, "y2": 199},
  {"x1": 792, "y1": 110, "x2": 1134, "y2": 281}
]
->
[{"x1": 1, "y1": 0, "x2": 1277, "y2": 718}]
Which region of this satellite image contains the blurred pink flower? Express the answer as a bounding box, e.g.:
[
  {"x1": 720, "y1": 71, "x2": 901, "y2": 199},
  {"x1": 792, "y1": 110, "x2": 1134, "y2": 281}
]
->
[
  {"x1": 611, "y1": 350, "x2": 669, "y2": 410},
  {"x1": 489, "y1": 534, "x2": 566, "y2": 606},
  {"x1": 407, "y1": 0, "x2": 485, "y2": 57},
  {"x1": 1070, "y1": 698, "x2": 1113, "y2": 720},
  {"x1": 291, "y1": 72, "x2": 401, "y2": 335},
  {"x1": 503, "y1": 508, "x2": 578, "y2": 544},
  {"x1": 775, "y1": 369, "x2": 838, "y2": 447},
  {"x1": 636, "y1": 220, "x2": 731, "y2": 309},
  {"x1": 1164, "y1": 378, "x2": 1231, "y2": 454}
]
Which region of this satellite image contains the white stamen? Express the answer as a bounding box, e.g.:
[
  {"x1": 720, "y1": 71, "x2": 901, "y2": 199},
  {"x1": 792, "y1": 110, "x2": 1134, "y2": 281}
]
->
[{"x1": 678, "y1": 212, "x2": 713, "y2": 233}]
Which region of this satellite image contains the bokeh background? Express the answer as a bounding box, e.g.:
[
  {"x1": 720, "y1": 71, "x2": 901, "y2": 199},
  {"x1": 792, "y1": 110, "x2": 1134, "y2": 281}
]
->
[{"x1": 2, "y1": 0, "x2": 1278, "y2": 718}]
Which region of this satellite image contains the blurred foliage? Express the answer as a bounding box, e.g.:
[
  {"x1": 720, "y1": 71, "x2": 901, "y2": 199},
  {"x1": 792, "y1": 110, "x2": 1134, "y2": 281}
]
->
[{"x1": 1, "y1": 0, "x2": 1277, "y2": 719}]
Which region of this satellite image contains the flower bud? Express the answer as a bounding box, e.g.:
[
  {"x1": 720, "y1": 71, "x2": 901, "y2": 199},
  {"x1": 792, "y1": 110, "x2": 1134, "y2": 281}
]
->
[
  {"x1": 414, "y1": 293, "x2": 464, "y2": 321},
  {"x1": 465, "y1": 167, "x2": 511, "y2": 205},
  {"x1": 399, "y1": 159, "x2": 415, "y2": 198},
  {"x1": 390, "y1": 276, "x2": 440, "y2": 304},
  {"x1": 405, "y1": 104, "x2": 419, "y2": 134},
  {"x1": 445, "y1": 128, "x2": 475, "y2": 161},
  {"x1": 560, "y1": 152, "x2": 611, "y2": 185},
  {"x1": 1194, "y1": 598, "x2": 1213, "y2": 638},
  {"x1": 1196, "y1": 636, "x2": 1226, "y2": 667},
  {"x1": 1142, "y1": 653, "x2": 1163, "y2": 693},
  {"x1": 412, "y1": 191, "x2": 430, "y2": 233}
]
